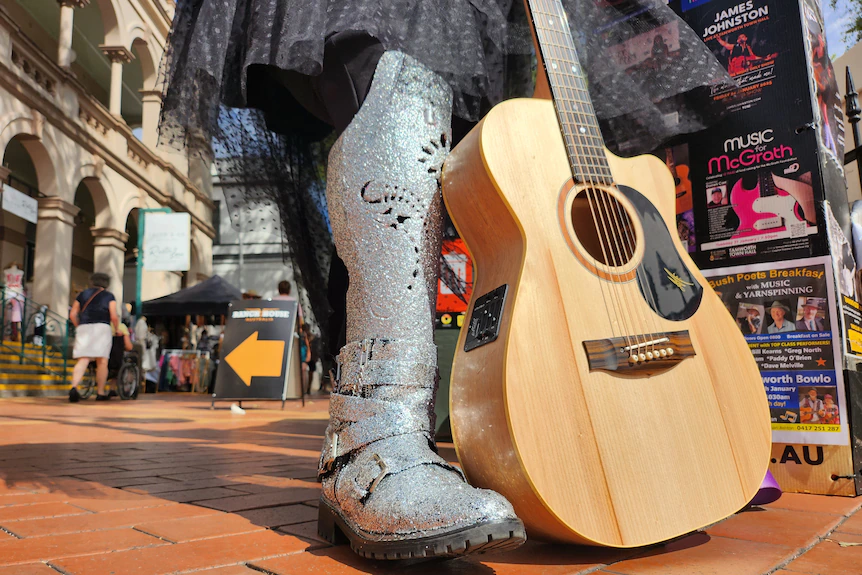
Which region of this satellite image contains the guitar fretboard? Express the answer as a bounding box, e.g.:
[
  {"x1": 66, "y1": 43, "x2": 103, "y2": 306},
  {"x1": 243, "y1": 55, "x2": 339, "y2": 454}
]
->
[{"x1": 525, "y1": 0, "x2": 613, "y2": 185}]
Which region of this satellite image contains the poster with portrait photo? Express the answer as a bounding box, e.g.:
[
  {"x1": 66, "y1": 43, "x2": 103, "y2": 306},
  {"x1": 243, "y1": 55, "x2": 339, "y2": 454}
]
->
[
  {"x1": 736, "y1": 302, "x2": 765, "y2": 335},
  {"x1": 794, "y1": 296, "x2": 829, "y2": 332},
  {"x1": 671, "y1": 0, "x2": 795, "y2": 113},
  {"x1": 702, "y1": 256, "x2": 849, "y2": 445}
]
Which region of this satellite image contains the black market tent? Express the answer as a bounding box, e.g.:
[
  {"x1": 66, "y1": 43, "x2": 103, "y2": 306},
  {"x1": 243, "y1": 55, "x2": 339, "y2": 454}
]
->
[{"x1": 141, "y1": 275, "x2": 242, "y2": 317}]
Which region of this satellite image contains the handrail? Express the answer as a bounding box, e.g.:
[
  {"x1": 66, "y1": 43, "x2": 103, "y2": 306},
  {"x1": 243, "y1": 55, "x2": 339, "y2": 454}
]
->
[{"x1": 0, "y1": 286, "x2": 72, "y2": 376}]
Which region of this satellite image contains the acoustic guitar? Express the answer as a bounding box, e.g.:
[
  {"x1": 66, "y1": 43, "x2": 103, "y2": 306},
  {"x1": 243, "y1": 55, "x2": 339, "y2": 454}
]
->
[{"x1": 442, "y1": 0, "x2": 771, "y2": 547}]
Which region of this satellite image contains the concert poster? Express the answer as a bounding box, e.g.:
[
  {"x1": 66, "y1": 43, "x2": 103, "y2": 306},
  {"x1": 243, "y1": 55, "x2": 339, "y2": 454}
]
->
[
  {"x1": 801, "y1": 0, "x2": 845, "y2": 165},
  {"x1": 673, "y1": 0, "x2": 797, "y2": 113},
  {"x1": 702, "y1": 256, "x2": 850, "y2": 446},
  {"x1": 824, "y1": 201, "x2": 862, "y2": 358},
  {"x1": 664, "y1": 0, "x2": 833, "y2": 270}
]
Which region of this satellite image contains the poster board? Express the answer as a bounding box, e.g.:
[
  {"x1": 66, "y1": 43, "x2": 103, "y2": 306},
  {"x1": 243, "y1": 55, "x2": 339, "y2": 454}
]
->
[
  {"x1": 143, "y1": 212, "x2": 191, "y2": 271},
  {"x1": 664, "y1": 0, "x2": 862, "y2": 494},
  {"x1": 213, "y1": 299, "x2": 302, "y2": 404}
]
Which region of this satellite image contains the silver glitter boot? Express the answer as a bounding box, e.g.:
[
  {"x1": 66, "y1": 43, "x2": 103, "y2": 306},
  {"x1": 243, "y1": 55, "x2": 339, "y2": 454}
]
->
[{"x1": 317, "y1": 51, "x2": 526, "y2": 560}]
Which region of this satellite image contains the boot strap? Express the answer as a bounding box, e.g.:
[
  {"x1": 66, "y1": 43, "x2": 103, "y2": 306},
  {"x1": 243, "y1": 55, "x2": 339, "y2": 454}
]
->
[{"x1": 320, "y1": 394, "x2": 433, "y2": 473}]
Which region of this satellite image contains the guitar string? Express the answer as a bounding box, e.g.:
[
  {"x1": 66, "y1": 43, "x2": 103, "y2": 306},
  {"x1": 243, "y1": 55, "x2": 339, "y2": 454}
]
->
[
  {"x1": 529, "y1": 0, "x2": 623, "y2": 345},
  {"x1": 535, "y1": 0, "x2": 648, "y2": 354},
  {"x1": 532, "y1": 0, "x2": 635, "y2": 349},
  {"x1": 533, "y1": 0, "x2": 638, "y2": 351},
  {"x1": 544, "y1": 5, "x2": 664, "y2": 353}
]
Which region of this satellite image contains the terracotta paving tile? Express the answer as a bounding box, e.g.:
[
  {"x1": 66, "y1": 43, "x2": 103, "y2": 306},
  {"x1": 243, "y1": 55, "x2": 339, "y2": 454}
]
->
[
  {"x1": 222, "y1": 483, "x2": 283, "y2": 494},
  {"x1": 252, "y1": 546, "x2": 508, "y2": 575},
  {"x1": 137, "y1": 514, "x2": 265, "y2": 542},
  {"x1": 0, "y1": 564, "x2": 61, "y2": 574},
  {"x1": 238, "y1": 504, "x2": 318, "y2": 528},
  {"x1": 159, "y1": 487, "x2": 250, "y2": 503},
  {"x1": 765, "y1": 493, "x2": 862, "y2": 516},
  {"x1": 8, "y1": 503, "x2": 219, "y2": 538},
  {"x1": 706, "y1": 507, "x2": 842, "y2": 549},
  {"x1": 74, "y1": 467, "x2": 206, "y2": 482},
  {"x1": 468, "y1": 540, "x2": 638, "y2": 575},
  {"x1": 0, "y1": 502, "x2": 88, "y2": 523},
  {"x1": 198, "y1": 486, "x2": 320, "y2": 512},
  {"x1": 94, "y1": 476, "x2": 176, "y2": 489},
  {"x1": 188, "y1": 567, "x2": 263, "y2": 575},
  {"x1": 0, "y1": 528, "x2": 165, "y2": 566},
  {"x1": 162, "y1": 471, "x2": 225, "y2": 482},
  {"x1": 0, "y1": 493, "x2": 69, "y2": 506},
  {"x1": 601, "y1": 533, "x2": 794, "y2": 575},
  {"x1": 276, "y1": 521, "x2": 330, "y2": 549},
  {"x1": 129, "y1": 479, "x2": 239, "y2": 494},
  {"x1": 66, "y1": 495, "x2": 169, "y2": 513},
  {"x1": 783, "y1": 532, "x2": 862, "y2": 575},
  {"x1": 833, "y1": 510, "x2": 862, "y2": 535},
  {"x1": 52, "y1": 529, "x2": 308, "y2": 575}
]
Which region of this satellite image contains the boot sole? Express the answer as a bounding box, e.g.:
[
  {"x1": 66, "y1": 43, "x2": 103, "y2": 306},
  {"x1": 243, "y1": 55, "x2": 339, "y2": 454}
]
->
[{"x1": 317, "y1": 497, "x2": 527, "y2": 560}]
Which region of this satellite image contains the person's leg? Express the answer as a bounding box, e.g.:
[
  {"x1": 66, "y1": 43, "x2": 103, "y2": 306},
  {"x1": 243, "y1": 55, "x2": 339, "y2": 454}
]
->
[
  {"x1": 316, "y1": 49, "x2": 524, "y2": 558},
  {"x1": 95, "y1": 357, "x2": 108, "y2": 396},
  {"x1": 70, "y1": 357, "x2": 90, "y2": 388}
]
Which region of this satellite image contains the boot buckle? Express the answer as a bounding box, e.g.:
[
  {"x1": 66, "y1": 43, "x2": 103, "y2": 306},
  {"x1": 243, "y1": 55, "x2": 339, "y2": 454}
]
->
[{"x1": 322, "y1": 432, "x2": 339, "y2": 472}]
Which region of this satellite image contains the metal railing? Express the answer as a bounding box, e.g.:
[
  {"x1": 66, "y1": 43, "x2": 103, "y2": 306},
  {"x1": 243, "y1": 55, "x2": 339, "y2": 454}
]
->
[{"x1": 0, "y1": 287, "x2": 72, "y2": 377}]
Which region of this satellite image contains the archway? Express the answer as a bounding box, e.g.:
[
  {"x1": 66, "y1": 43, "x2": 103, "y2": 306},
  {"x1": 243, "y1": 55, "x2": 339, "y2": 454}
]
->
[
  {"x1": 123, "y1": 208, "x2": 139, "y2": 312},
  {"x1": 70, "y1": 183, "x2": 96, "y2": 301},
  {"x1": 123, "y1": 41, "x2": 150, "y2": 133},
  {"x1": 1, "y1": 137, "x2": 45, "y2": 290}
]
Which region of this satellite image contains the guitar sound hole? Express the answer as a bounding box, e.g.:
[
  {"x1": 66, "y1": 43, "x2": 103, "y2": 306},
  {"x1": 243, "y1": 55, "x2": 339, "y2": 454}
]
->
[{"x1": 570, "y1": 189, "x2": 636, "y2": 267}]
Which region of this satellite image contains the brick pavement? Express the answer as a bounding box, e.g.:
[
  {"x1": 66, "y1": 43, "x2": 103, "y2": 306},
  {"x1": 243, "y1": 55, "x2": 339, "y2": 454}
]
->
[{"x1": 0, "y1": 394, "x2": 858, "y2": 574}]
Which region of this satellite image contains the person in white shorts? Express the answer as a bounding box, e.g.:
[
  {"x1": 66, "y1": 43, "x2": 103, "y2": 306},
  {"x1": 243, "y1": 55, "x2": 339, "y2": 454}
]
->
[{"x1": 69, "y1": 273, "x2": 119, "y2": 402}]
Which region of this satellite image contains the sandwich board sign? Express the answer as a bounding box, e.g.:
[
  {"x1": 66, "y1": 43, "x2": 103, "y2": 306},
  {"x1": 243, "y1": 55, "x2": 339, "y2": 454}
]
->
[{"x1": 213, "y1": 298, "x2": 302, "y2": 407}]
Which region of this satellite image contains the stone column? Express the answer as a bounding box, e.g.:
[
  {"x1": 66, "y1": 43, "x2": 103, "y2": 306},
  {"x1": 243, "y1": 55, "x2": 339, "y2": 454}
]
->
[
  {"x1": 57, "y1": 0, "x2": 89, "y2": 68},
  {"x1": 99, "y1": 46, "x2": 133, "y2": 117},
  {"x1": 33, "y1": 198, "x2": 79, "y2": 318},
  {"x1": 139, "y1": 89, "x2": 162, "y2": 149},
  {"x1": 91, "y1": 228, "x2": 128, "y2": 304}
]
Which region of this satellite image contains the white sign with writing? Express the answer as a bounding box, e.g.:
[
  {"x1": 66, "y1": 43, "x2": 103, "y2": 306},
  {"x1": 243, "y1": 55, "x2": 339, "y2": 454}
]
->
[
  {"x1": 2, "y1": 184, "x2": 38, "y2": 224},
  {"x1": 143, "y1": 212, "x2": 190, "y2": 271}
]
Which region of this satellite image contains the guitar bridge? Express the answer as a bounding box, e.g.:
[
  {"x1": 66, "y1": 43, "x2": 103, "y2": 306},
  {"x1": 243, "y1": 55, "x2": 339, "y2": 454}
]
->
[{"x1": 583, "y1": 331, "x2": 694, "y2": 373}]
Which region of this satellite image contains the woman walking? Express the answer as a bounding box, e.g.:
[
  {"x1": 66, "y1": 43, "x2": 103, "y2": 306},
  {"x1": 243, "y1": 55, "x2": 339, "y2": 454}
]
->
[{"x1": 68, "y1": 273, "x2": 119, "y2": 402}]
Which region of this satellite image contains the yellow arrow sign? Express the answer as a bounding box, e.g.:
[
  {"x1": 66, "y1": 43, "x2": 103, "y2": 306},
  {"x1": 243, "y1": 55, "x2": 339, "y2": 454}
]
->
[{"x1": 224, "y1": 331, "x2": 285, "y2": 386}]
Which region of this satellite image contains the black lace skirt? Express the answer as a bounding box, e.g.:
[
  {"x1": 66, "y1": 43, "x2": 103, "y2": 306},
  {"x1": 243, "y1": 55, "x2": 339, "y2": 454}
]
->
[{"x1": 158, "y1": 0, "x2": 732, "y2": 342}]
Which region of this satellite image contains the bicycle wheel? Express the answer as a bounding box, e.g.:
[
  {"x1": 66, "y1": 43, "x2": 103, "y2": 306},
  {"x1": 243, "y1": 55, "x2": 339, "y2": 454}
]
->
[
  {"x1": 78, "y1": 364, "x2": 96, "y2": 399},
  {"x1": 117, "y1": 364, "x2": 139, "y2": 400}
]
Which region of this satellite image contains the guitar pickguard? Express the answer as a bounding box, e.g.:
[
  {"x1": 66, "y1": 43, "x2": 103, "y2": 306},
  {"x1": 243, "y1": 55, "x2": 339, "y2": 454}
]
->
[{"x1": 618, "y1": 185, "x2": 703, "y2": 321}]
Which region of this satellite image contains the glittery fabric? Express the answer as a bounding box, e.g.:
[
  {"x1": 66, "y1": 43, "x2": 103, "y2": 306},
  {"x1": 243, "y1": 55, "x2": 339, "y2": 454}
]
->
[{"x1": 319, "y1": 51, "x2": 518, "y2": 541}]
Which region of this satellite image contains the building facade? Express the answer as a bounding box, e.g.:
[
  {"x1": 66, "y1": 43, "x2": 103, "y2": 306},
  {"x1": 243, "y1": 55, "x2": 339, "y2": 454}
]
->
[
  {"x1": 0, "y1": 0, "x2": 213, "y2": 318},
  {"x1": 212, "y1": 171, "x2": 302, "y2": 302}
]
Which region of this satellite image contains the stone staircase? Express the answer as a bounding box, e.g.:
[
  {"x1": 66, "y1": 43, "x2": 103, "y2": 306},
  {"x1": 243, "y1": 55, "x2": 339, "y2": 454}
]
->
[{"x1": 0, "y1": 344, "x2": 68, "y2": 398}]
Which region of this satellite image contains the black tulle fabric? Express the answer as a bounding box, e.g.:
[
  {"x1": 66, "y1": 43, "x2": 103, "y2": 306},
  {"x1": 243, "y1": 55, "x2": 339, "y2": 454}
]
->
[{"x1": 158, "y1": 0, "x2": 733, "y2": 340}]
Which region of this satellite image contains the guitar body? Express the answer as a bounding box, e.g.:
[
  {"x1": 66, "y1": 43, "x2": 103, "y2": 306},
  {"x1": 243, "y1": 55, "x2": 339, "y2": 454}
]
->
[{"x1": 442, "y1": 98, "x2": 771, "y2": 547}]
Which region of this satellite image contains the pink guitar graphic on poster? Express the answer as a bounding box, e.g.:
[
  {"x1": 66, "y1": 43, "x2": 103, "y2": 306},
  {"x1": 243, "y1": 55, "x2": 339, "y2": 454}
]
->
[{"x1": 730, "y1": 171, "x2": 816, "y2": 239}]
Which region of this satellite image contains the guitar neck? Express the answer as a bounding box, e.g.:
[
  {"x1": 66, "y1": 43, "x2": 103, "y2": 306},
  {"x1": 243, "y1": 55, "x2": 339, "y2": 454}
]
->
[
  {"x1": 524, "y1": 0, "x2": 613, "y2": 185},
  {"x1": 759, "y1": 172, "x2": 776, "y2": 197}
]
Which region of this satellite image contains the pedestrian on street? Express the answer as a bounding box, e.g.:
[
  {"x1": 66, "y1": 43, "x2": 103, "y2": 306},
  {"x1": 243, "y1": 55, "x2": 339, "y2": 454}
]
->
[{"x1": 68, "y1": 273, "x2": 120, "y2": 402}]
